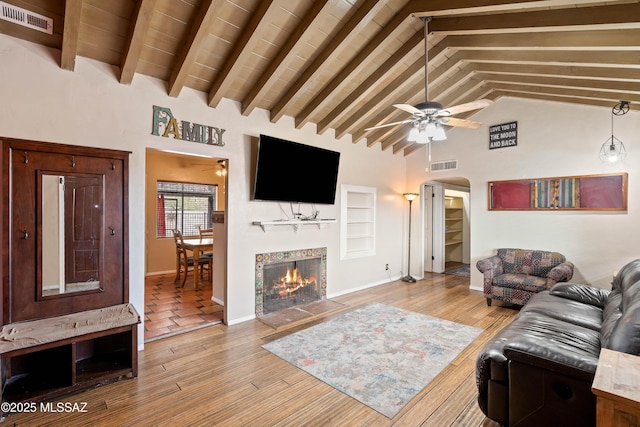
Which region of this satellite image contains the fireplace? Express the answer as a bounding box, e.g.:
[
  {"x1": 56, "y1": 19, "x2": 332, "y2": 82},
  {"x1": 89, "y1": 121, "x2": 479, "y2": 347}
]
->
[{"x1": 255, "y1": 248, "x2": 327, "y2": 315}]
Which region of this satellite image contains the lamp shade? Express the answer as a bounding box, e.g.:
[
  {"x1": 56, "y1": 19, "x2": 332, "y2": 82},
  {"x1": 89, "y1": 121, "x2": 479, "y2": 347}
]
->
[
  {"x1": 416, "y1": 131, "x2": 429, "y2": 144},
  {"x1": 408, "y1": 127, "x2": 419, "y2": 142},
  {"x1": 403, "y1": 192, "x2": 419, "y2": 202},
  {"x1": 432, "y1": 123, "x2": 447, "y2": 141},
  {"x1": 424, "y1": 122, "x2": 437, "y2": 138},
  {"x1": 599, "y1": 136, "x2": 626, "y2": 163}
]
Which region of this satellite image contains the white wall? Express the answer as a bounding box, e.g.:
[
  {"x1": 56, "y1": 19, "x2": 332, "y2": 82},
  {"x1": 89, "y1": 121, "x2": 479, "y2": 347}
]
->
[
  {"x1": 407, "y1": 97, "x2": 640, "y2": 290},
  {"x1": 0, "y1": 36, "x2": 407, "y2": 346}
]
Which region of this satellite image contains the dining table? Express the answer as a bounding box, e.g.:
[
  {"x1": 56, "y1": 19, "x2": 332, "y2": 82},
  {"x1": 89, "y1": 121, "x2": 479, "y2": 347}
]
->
[{"x1": 181, "y1": 237, "x2": 213, "y2": 288}]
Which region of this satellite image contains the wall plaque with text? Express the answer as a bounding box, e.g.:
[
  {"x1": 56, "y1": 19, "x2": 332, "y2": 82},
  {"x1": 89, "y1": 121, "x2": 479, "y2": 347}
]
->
[{"x1": 489, "y1": 121, "x2": 517, "y2": 149}]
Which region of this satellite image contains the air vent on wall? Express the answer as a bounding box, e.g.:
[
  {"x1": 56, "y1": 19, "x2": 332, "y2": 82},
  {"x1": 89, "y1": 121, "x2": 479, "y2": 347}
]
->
[
  {"x1": 0, "y1": 1, "x2": 53, "y2": 35},
  {"x1": 430, "y1": 160, "x2": 458, "y2": 172}
]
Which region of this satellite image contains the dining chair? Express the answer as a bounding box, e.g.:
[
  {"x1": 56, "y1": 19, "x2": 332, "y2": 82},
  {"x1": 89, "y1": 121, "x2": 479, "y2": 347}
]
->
[
  {"x1": 172, "y1": 229, "x2": 211, "y2": 287},
  {"x1": 198, "y1": 225, "x2": 214, "y2": 238},
  {"x1": 197, "y1": 225, "x2": 214, "y2": 276}
]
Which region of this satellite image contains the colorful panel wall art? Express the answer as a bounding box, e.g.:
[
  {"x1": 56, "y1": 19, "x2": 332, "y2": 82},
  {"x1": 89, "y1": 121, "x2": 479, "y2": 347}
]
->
[{"x1": 489, "y1": 173, "x2": 627, "y2": 211}]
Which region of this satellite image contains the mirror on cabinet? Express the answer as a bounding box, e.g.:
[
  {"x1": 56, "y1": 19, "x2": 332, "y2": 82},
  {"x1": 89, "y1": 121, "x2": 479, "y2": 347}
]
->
[{"x1": 41, "y1": 173, "x2": 103, "y2": 297}]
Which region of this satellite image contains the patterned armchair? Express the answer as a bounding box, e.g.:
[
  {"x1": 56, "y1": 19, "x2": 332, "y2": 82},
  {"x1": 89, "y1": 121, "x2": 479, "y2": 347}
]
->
[{"x1": 476, "y1": 248, "x2": 574, "y2": 306}]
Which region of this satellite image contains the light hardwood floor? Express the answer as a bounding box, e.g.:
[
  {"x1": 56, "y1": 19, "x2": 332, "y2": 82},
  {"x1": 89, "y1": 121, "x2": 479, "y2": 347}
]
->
[{"x1": 5, "y1": 273, "x2": 514, "y2": 426}]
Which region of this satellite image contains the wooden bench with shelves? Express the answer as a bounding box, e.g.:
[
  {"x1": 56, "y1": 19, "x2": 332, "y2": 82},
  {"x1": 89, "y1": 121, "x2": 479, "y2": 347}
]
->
[{"x1": 0, "y1": 304, "x2": 139, "y2": 407}]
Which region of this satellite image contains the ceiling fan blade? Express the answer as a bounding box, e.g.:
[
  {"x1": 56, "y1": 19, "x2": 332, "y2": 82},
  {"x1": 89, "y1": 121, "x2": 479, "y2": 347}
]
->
[
  {"x1": 365, "y1": 119, "x2": 413, "y2": 131},
  {"x1": 437, "y1": 99, "x2": 493, "y2": 116},
  {"x1": 439, "y1": 117, "x2": 483, "y2": 129},
  {"x1": 393, "y1": 104, "x2": 424, "y2": 115}
]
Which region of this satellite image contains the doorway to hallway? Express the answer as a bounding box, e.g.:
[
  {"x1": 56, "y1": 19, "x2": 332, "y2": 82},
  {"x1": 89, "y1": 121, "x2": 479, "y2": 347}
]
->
[{"x1": 423, "y1": 180, "x2": 470, "y2": 275}]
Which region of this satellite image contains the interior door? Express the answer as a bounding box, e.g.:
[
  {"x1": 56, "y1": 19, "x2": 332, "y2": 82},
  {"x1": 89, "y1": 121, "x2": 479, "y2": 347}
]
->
[
  {"x1": 431, "y1": 185, "x2": 445, "y2": 273},
  {"x1": 424, "y1": 184, "x2": 445, "y2": 273},
  {"x1": 64, "y1": 175, "x2": 102, "y2": 284},
  {"x1": 424, "y1": 186, "x2": 434, "y2": 272}
]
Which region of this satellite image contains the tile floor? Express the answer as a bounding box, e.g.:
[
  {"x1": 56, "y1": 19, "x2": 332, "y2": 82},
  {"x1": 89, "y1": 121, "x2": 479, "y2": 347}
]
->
[{"x1": 144, "y1": 273, "x2": 224, "y2": 342}]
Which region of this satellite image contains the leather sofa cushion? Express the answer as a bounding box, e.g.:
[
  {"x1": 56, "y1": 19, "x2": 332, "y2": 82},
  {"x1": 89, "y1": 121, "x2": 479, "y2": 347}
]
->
[
  {"x1": 612, "y1": 259, "x2": 640, "y2": 291},
  {"x1": 521, "y1": 291, "x2": 604, "y2": 331},
  {"x1": 550, "y1": 282, "x2": 610, "y2": 308},
  {"x1": 602, "y1": 280, "x2": 640, "y2": 355},
  {"x1": 476, "y1": 310, "x2": 601, "y2": 402}
]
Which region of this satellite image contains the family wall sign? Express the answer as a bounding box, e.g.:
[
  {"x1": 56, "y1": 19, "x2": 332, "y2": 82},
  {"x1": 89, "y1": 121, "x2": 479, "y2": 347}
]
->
[{"x1": 151, "y1": 105, "x2": 226, "y2": 146}]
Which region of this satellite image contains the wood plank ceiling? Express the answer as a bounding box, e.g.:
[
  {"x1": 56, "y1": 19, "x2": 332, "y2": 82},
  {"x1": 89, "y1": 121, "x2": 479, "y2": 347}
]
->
[{"x1": 1, "y1": 0, "x2": 639, "y2": 156}]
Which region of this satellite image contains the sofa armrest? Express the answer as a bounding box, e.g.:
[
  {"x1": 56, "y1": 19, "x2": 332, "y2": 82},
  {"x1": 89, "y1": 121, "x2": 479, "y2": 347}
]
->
[
  {"x1": 547, "y1": 261, "x2": 574, "y2": 283},
  {"x1": 504, "y1": 339, "x2": 599, "y2": 381},
  {"x1": 476, "y1": 255, "x2": 503, "y2": 276},
  {"x1": 550, "y1": 282, "x2": 610, "y2": 308}
]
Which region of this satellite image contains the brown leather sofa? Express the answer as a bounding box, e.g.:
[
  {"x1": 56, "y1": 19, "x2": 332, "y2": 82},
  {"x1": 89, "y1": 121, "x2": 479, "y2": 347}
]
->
[{"x1": 476, "y1": 258, "x2": 640, "y2": 427}]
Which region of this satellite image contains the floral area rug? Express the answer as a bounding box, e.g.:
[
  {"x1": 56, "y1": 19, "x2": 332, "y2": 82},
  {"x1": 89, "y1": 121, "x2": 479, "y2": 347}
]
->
[{"x1": 262, "y1": 303, "x2": 482, "y2": 418}]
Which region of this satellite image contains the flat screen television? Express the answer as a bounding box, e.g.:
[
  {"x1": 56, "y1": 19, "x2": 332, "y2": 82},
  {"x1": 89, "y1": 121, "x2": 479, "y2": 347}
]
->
[{"x1": 253, "y1": 134, "x2": 340, "y2": 204}]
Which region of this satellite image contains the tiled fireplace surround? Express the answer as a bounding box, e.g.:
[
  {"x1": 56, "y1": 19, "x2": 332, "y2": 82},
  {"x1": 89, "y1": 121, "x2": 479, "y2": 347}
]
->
[{"x1": 255, "y1": 247, "x2": 327, "y2": 315}]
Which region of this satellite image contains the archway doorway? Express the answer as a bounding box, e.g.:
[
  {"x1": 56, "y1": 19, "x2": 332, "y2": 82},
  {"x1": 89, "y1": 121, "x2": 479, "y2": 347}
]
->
[{"x1": 422, "y1": 178, "x2": 470, "y2": 275}]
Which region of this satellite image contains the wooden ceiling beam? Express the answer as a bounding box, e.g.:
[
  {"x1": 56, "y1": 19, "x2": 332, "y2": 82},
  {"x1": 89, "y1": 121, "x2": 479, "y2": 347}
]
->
[
  {"x1": 478, "y1": 72, "x2": 640, "y2": 93},
  {"x1": 317, "y1": 31, "x2": 423, "y2": 135},
  {"x1": 428, "y1": 3, "x2": 640, "y2": 35},
  {"x1": 120, "y1": 0, "x2": 157, "y2": 85},
  {"x1": 334, "y1": 56, "x2": 425, "y2": 140},
  {"x1": 269, "y1": 0, "x2": 386, "y2": 123},
  {"x1": 294, "y1": 2, "x2": 419, "y2": 130},
  {"x1": 463, "y1": 62, "x2": 640, "y2": 81},
  {"x1": 60, "y1": 0, "x2": 83, "y2": 71},
  {"x1": 241, "y1": 0, "x2": 332, "y2": 116},
  {"x1": 492, "y1": 89, "x2": 640, "y2": 111},
  {"x1": 441, "y1": 29, "x2": 640, "y2": 50},
  {"x1": 409, "y1": 0, "x2": 632, "y2": 17},
  {"x1": 487, "y1": 82, "x2": 640, "y2": 103},
  {"x1": 167, "y1": 0, "x2": 217, "y2": 98},
  {"x1": 207, "y1": 0, "x2": 278, "y2": 108},
  {"x1": 454, "y1": 49, "x2": 640, "y2": 66}
]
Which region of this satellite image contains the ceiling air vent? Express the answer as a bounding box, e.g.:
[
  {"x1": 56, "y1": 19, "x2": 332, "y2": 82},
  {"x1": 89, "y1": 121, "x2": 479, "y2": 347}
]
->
[
  {"x1": 0, "y1": 1, "x2": 53, "y2": 35},
  {"x1": 429, "y1": 160, "x2": 458, "y2": 172}
]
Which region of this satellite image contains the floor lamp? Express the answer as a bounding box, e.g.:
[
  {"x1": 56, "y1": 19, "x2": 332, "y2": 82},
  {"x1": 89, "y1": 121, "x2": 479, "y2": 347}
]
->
[{"x1": 401, "y1": 192, "x2": 419, "y2": 283}]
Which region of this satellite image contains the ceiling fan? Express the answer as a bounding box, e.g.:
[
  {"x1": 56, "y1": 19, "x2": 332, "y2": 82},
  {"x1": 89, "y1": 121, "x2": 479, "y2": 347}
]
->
[{"x1": 365, "y1": 17, "x2": 492, "y2": 143}]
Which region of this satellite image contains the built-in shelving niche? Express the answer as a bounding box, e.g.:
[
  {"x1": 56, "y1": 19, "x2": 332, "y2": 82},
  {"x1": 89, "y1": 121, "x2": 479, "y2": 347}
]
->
[{"x1": 340, "y1": 185, "x2": 376, "y2": 260}]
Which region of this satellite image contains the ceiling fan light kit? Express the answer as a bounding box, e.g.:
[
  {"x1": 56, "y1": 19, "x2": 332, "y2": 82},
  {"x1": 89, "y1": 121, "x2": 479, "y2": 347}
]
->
[{"x1": 365, "y1": 17, "x2": 492, "y2": 146}]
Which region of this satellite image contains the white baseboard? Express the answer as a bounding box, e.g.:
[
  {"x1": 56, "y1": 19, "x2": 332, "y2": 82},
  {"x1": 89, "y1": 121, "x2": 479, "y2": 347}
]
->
[
  {"x1": 327, "y1": 276, "x2": 402, "y2": 299},
  {"x1": 227, "y1": 313, "x2": 256, "y2": 325},
  {"x1": 146, "y1": 270, "x2": 175, "y2": 276}
]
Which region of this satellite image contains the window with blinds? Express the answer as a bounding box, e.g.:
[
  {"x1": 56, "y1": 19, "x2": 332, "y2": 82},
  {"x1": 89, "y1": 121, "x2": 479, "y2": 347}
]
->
[{"x1": 156, "y1": 181, "x2": 217, "y2": 238}]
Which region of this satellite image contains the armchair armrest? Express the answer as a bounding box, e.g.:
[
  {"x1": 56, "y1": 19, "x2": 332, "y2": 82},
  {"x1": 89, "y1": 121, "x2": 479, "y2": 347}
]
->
[
  {"x1": 550, "y1": 282, "x2": 610, "y2": 308},
  {"x1": 476, "y1": 255, "x2": 503, "y2": 277},
  {"x1": 547, "y1": 261, "x2": 574, "y2": 283}
]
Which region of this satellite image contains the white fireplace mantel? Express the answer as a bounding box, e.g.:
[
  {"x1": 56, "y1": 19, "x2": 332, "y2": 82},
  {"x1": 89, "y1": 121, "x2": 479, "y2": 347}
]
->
[{"x1": 252, "y1": 219, "x2": 336, "y2": 232}]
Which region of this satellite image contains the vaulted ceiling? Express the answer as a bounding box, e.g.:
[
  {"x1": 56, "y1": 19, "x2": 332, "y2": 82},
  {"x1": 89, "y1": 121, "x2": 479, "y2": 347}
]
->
[{"x1": 1, "y1": 0, "x2": 639, "y2": 155}]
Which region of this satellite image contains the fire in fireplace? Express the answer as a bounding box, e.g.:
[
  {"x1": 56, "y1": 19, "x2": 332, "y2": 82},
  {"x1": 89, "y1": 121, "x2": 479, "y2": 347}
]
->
[{"x1": 255, "y1": 248, "x2": 327, "y2": 315}]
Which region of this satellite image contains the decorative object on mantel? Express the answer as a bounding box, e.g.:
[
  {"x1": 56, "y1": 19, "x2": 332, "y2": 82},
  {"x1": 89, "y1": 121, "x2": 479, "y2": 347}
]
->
[
  {"x1": 599, "y1": 100, "x2": 629, "y2": 164},
  {"x1": 401, "y1": 193, "x2": 419, "y2": 283},
  {"x1": 489, "y1": 173, "x2": 627, "y2": 211},
  {"x1": 151, "y1": 105, "x2": 226, "y2": 146}
]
